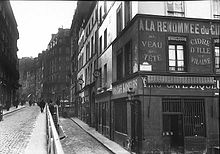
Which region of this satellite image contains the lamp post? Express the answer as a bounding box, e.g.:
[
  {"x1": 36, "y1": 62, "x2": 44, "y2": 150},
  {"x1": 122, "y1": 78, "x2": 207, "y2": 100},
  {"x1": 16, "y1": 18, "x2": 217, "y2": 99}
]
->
[
  {"x1": 127, "y1": 87, "x2": 141, "y2": 154},
  {"x1": 77, "y1": 78, "x2": 84, "y2": 119}
]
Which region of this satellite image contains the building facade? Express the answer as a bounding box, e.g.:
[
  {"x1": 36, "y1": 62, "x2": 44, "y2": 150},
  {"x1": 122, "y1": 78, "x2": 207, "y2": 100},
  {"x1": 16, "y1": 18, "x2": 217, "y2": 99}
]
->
[
  {"x1": 0, "y1": 1, "x2": 20, "y2": 108},
  {"x1": 42, "y1": 28, "x2": 71, "y2": 102},
  {"x1": 70, "y1": 1, "x2": 219, "y2": 153}
]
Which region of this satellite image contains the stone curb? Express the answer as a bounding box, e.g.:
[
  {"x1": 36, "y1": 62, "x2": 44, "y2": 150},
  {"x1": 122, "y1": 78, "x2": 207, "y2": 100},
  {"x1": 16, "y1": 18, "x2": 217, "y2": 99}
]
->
[
  {"x1": 3, "y1": 106, "x2": 26, "y2": 116},
  {"x1": 70, "y1": 118, "x2": 130, "y2": 154}
]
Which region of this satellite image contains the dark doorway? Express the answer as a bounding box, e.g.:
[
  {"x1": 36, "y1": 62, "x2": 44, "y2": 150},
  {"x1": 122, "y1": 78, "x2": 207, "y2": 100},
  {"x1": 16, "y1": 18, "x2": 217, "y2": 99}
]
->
[
  {"x1": 131, "y1": 100, "x2": 141, "y2": 153},
  {"x1": 163, "y1": 114, "x2": 184, "y2": 153}
]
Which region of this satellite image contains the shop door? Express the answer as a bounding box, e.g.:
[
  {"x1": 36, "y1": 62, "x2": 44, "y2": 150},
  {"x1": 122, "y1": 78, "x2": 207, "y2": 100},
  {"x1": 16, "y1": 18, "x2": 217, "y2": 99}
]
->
[
  {"x1": 131, "y1": 100, "x2": 141, "y2": 153},
  {"x1": 170, "y1": 115, "x2": 184, "y2": 151}
]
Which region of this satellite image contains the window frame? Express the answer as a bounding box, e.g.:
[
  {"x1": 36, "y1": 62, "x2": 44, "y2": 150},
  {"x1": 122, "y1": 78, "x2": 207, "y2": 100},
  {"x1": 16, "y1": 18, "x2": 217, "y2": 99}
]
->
[
  {"x1": 167, "y1": 36, "x2": 187, "y2": 72},
  {"x1": 214, "y1": 38, "x2": 220, "y2": 73},
  {"x1": 167, "y1": 1, "x2": 185, "y2": 17},
  {"x1": 116, "y1": 4, "x2": 123, "y2": 35}
]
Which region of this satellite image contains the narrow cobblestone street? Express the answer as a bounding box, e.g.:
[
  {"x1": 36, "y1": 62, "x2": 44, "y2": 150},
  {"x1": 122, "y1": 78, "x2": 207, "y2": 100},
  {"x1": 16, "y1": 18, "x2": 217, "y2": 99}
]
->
[
  {"x1": 0, "y1": 106, "x2": 40, "y2": 154},
  {"x1": 60, "y1": 118, "x2": 113, "y2": 154}
]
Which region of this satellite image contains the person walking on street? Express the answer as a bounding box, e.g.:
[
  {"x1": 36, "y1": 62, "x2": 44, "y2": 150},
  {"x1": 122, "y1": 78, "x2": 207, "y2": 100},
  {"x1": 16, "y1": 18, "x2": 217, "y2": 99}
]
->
[{"x1": 38, "y1": 99, "x2": 46, "y2": 113}]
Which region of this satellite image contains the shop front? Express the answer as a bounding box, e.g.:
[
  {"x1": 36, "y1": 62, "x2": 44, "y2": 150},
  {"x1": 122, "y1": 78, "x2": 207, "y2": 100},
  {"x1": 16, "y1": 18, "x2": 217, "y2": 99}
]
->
[
  {"x1": 111, "y1": 14, "x2": 219, "y2": 153},
  {"x1": 111, "y1": 75, "x2": 219, "y2": 153}
]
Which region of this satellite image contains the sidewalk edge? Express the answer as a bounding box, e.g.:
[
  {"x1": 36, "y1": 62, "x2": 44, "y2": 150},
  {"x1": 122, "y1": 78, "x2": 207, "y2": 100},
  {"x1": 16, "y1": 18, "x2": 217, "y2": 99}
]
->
[
  {"x1": 70, "y1": 117, "x2": 130, "y2": 154},
  {"x1": 3, "y1": 106, "x2": 26, "y2": 116}
]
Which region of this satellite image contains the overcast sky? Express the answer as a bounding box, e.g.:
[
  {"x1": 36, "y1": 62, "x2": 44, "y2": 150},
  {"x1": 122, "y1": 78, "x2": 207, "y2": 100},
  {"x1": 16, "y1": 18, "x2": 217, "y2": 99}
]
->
[{"x1": 10, "y1": 1, "x2": 77, "y2": 58}]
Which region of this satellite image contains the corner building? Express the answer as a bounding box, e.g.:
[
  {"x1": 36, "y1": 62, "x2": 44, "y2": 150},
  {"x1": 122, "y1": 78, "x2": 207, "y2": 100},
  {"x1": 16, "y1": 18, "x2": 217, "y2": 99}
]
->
[
  {"x1": 112, "y1": 14, "x2": 219, "y2": 153},
  {"x1": 71, "y1": 1, "x2": 220, "y2": 153}
]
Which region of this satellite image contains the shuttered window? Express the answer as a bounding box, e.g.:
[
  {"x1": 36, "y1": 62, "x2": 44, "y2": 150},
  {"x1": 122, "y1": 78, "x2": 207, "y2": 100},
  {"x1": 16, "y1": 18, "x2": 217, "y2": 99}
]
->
[{"x1": 162, "y1": 98, "x2": 206, "y2": 137}]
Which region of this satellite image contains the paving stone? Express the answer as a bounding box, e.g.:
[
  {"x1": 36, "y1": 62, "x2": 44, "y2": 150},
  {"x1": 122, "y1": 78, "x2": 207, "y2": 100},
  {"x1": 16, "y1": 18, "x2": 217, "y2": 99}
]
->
[
  {"x1": 60, "y1": 118, "x2": 113, "y2": 154},
  {"x1": 0, "y1": 106, "x2": 40, "y2": 154}
]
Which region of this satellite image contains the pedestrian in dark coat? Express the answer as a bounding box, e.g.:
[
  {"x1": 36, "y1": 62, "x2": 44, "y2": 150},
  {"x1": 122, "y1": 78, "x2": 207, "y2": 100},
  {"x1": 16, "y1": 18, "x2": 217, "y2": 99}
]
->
[{"x1": 38, "y1": 99, "x2": 46, "y2": 113}]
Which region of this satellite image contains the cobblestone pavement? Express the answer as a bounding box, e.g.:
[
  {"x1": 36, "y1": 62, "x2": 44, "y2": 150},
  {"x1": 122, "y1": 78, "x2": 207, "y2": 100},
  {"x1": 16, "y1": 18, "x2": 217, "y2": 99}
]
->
[
  {"x1": 0, "y1": 106, "x2": 40, "y2": 154},
  {"x1": 60, "y1": 118, "x2": 113, "y2": 154}
]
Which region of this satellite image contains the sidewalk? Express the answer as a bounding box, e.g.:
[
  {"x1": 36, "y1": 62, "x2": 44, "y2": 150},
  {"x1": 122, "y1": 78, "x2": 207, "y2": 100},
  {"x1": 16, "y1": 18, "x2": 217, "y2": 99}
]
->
[
  {"x1": 24, "y1": 108, "x2": 47, "y2": 154},
  {"x1": 3, "y1": 105, "x2": 26, "y2": 115},
  {"x1": 71, "y1": 118, "x2": 130, "y2": 154}
]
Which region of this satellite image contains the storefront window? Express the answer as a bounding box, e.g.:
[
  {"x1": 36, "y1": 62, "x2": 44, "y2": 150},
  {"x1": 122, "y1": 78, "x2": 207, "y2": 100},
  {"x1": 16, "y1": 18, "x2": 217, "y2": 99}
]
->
[
  {"x1": 115, "y1": 101, "x2": 127, "y2": 134},
  {"x1": 162, "y1": 98, "x2": 206, "y2": 137}
]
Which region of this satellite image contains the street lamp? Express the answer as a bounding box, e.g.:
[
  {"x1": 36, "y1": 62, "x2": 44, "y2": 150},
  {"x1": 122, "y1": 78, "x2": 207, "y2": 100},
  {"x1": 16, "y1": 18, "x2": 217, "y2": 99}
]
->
[{"x1": 126, "y1": 87, "x2": 141, "y2": 154}]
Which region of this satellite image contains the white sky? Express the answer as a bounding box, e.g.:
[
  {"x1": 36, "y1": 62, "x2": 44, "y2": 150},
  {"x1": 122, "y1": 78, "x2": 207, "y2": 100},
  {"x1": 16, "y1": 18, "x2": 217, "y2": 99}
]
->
[{"x1": 10, "y1": 1, "x2": 77, "y2": 58}]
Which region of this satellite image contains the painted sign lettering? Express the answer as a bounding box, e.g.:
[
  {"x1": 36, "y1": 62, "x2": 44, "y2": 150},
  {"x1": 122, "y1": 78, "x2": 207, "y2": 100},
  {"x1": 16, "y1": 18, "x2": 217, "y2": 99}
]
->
[
  {"x1": 112, "y1": 79, "x2": 138, "y2": 95},
  {"x1": 190, "y1": 37, "x2": 211, "y2": 66},
  {"x1": 139, "y1": 18, "x2": 220, "y2": 35}
]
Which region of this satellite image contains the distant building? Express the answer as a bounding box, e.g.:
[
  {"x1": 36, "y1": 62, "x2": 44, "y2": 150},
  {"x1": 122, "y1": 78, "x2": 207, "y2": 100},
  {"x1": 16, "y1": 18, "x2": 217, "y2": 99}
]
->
[
  {"x1": 70, "y1": 1, "x2": 219, "y2": 153},
  {"x1": 0, "y1": 1, "x2": 20, "y2": 108},
  {"x1": 41, "y1": 28, "x2": 71, "y2": 102}
]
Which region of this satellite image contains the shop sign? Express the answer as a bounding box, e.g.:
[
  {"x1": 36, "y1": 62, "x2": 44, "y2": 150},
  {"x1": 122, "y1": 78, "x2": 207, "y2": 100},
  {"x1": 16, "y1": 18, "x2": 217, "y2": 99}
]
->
[
  {"x1": 141, "y1": 76, "x2": 219, "y2": 90},
  {"x1": 112, "y1": 78, "x2": 138, "y2": 95},
  {"x1": 145, "y1": 84, "x2": 219, "y2": 90},
  {"x1": 139, "y1": 18, "x2": 220, "y2": 36},
  {"x1": 142, "y1": 76, "x2": 215, "y2": 85}
]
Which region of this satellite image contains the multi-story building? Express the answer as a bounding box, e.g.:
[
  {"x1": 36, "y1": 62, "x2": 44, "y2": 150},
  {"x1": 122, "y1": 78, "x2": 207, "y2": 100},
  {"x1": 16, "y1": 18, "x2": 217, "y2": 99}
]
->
[
  {"x1": 71, "y1": 1, "x2": 219, "y2": 153},
  {"x1": 42, "y1": 28, "x2": 71, "y2": 102},
  {"x1": 0, "y1": 1, "x2": 20, "y2": 108}
]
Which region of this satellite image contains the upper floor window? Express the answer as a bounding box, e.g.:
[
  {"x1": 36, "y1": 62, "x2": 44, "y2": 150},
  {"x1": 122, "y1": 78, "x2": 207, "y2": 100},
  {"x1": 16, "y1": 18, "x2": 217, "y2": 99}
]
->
[
  {"x1": 99, "y1": 36, "x2": 102, "y2": 54},
  {"x1": 125, "y1": 41, "x2": 132, "y2": 75},
  {"x1": 214, "y1": 38, "x2": 220, "y2": 73},
  {"x1": 95, "y1": 30, "x2": 98, "y2": 54},
  {"x1": 116, "y1": 49, "x2": 123, "y2": 80},
  {"x1": 167, "y1": 1, "x2": 185, "y2": 17},
  {"x1": 212, "y1": 0, "x2": 220, "y2": 19},
  {"x1": 104, "y1": 63, "x2": 107, "y2": 85},
  {"x1": 104, "y1": 28, "x2": 107, "y2": 49},
  {"x1": 168, "y1": 36, "x2": 186, "y2": 72},
  {"x1": 116, "y1": 4, "x2": 123, "y2": 35},
  {"x1": 99, "y1": 6, "x2": 102, "y2": 23},
  {"x1": 124, "y1": 1, "x2": 132, "y2": 26},
  {"x1": 86, "y1": 42, "x2": 90, "y2": 62},
  {"x1": 91, "y1": 36, "x2": 94, "y2": 56},
  {"x1": 168, "y1": 44, "x2": 185, "y2": 72}
]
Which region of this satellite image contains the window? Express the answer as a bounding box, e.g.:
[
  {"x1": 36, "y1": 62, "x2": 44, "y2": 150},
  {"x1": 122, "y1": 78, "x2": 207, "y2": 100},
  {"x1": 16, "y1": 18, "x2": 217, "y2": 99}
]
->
[
  {"x1": 125, "y1": 41, "x2": 132, "y2": 75},
  {"x1": 104, "y1": 28, "x2": 107, "y2": 49},
  {"x1": 99, "y1": 6, "x2": 102, "y2": 23},
  {"x1": 86, "y1": 42, "x2": 90, "y2": 61},
  {"x1": 115, "y1": 101, "x2": 127, "y2": 134},
  {"x1": 99, "y1": 36, "x2": 102, "y2": 54},
  {"x1": 168, "y1": 44, "x2": 185, "y2": 71},
  {"x1": 167, "y1": 1, "x2": 185, "y2": 17},
  {"x1": 117, "y1": 50, "x2": 123, "y2": 80},
  {"x1": 91, "y1": 36, "x2": 94, "y2": 56},
  {"x1": 85, "y1": 68, "x2": 88, "y2": 85},
  {"x1": 168, "y1": 36, "x2": 186, "y2": 72},
  {"x1": 116, "y1": 4, "x2": 123, "y2": 35},
  {"x1": 104, "y1": 1, "x2": 107, "y2": 14},
  {"x1": 96, "y1": 8, "x2": 98, "y2": 21},
  {"x1": 104, "y1": 64, "x2": 107, "y2": 85},
  {"x1": 124, "y1": 1, "x2": 132, "y2": 26},
  {"x1": 212, "y1": 0, "x2": 220, "y2": 19},
  {"x1": 162, "y1": 98, "x2": 206, "y2": 137},
  {"x1": 214, "y1": 38, "x2": 220, "y2": 73},
  {"x1": 95, "y1": 30, "x2": 98, "y2": 54},
  {"x1": 99, "y1": 67, "x2": 102, "y2": 87}
]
